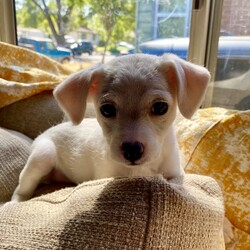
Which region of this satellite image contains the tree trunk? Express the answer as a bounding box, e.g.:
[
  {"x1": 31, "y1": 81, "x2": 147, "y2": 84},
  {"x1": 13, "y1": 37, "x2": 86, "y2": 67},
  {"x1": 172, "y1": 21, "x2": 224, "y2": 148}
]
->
[
  {"x1": 31, "y1": 0, "x2": 66, "y2": 46},
  {"x1": 102, "y1": 27, "x2": 114, "y2": 64}
]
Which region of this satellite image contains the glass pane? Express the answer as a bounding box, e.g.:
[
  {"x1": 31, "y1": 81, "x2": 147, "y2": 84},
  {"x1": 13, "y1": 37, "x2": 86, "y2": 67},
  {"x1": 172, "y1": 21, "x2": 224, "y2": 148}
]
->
[
  {"x1": 211, "y1": 0, "x2": 250, "y2": 110},
  {"x1": 136, "y1": 0, "x2": 192, "y2": 58},
  {"x1": 14, "y1": 0, "x2": 193, "y2": 67}
]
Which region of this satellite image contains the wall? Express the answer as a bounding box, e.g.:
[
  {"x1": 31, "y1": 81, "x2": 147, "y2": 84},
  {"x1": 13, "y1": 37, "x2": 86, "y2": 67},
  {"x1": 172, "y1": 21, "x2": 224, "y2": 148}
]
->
[{"x1": 220, "y1": 0, "x2": 250, "y2": 36}]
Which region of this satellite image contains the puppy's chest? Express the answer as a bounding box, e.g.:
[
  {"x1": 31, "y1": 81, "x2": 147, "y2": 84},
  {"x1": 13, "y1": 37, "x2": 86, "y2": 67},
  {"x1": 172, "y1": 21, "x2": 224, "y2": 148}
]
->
[
  {"x1": 55, "y1": 148, "x2": 118, "y2": 183},
  {"x1": 56, "y1": 153, "x2": 158, "y2": 183}
]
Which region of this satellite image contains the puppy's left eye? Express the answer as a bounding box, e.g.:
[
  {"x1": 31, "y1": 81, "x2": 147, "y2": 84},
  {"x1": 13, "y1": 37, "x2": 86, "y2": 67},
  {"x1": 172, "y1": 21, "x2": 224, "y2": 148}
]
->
[
  {"x1": 151, "y1": 101, "x2": 168, "y2": 115},
  {"x1": 100, "y1": 104, "x2": 117, "y2": 118}
]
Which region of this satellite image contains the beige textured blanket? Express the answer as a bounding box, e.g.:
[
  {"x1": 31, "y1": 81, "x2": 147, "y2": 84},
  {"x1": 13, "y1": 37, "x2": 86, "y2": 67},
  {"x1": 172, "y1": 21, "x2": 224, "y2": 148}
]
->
[{"x1": 1, "y1": 176, "x2": 224, "y2": 249}]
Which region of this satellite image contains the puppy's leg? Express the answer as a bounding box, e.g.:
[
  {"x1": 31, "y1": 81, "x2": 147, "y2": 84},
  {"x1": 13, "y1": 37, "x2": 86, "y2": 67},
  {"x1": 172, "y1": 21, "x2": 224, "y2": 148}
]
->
[{"x1": 11, "y1": 139, "x2": 56, "y2": 202}]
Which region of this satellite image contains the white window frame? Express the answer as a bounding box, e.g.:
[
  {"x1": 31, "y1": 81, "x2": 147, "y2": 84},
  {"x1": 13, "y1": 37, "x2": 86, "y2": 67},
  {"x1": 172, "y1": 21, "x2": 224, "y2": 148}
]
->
[{"x1": 188, "y1": 0, "x2": 224, "y2": 107}]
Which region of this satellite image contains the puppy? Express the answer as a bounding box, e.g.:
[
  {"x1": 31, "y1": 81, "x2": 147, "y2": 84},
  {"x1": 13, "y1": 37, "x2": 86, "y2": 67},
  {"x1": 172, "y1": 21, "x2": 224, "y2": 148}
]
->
[{"x1": 11, "y1": 53, "x2": 210, "y2": 202}]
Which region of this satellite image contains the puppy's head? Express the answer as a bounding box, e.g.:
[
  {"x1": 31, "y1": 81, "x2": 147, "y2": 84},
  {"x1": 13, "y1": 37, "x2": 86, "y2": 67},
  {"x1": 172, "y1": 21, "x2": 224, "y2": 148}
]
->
[{"x1": 54, "y1": 54, "x2": 210, "y2": 167}]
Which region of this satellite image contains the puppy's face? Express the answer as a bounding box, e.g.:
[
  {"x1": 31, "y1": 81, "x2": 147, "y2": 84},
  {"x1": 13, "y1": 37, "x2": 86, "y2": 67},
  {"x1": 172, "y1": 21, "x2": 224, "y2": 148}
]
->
[{"x1": 94, "y1": 55, "x2": 177, "y2": 167}]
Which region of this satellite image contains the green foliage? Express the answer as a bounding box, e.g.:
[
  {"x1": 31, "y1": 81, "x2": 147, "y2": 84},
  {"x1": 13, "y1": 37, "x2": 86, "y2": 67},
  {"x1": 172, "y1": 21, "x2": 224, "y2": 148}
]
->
[
  {"x1": 16, "y1": 1, "x2": 40, "y2": 28},
  {"x1": 157, "y1": 0, "x2": 191, "y2": 38},
  {"x1": 158, "y1": 0, "x2": 189, "y2": 13},
  {"x1": 16, "y1": 0, "x2": 136, "y2": 48},
  {"x1": 85, "y1": 1, "x2": 136, "y2": 47},
  {"x1": 17, "y1": 1, "x2": 85, "y2": 38},
  {"x1": 158, "y1": 17, "x2": 185, "y2": 38}
]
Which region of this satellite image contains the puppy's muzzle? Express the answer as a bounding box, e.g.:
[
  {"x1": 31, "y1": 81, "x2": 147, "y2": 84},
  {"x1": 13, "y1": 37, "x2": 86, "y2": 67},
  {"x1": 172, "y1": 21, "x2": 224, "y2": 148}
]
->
[{"x1": 121, "y1": 141, "x2": 144, "y2": 165}]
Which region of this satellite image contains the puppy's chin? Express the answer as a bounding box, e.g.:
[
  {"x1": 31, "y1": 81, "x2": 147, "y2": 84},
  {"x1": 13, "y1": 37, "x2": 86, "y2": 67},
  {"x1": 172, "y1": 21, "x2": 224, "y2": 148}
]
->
[
  {"x1": 120, "y1": 161, "x2": 144, "y2": 169},
  {"x1": 111, "y1": 153, "x2": 158, "y2": 169}
]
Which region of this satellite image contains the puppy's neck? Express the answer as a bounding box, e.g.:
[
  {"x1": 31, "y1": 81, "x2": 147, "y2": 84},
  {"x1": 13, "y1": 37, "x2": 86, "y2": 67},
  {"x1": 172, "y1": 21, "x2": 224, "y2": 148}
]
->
[{"x1": 158, "y1": 125, "x2": 183, "y2": 178}]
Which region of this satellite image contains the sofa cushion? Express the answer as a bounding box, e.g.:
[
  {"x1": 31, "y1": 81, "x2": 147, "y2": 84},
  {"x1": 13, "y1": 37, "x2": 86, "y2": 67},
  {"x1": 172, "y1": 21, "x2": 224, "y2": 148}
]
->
[
  {"x1": 0, "y1": 128, "x2": 31, "y2": 204},
  {"x1": 0, "y1": 175, "x2": 224, "y2": 249},
  {"x1": 0, "y1": 91, "x2": 64, "y2": 139},
  {"x1": 0, "y1": 91, "x2": 96, "y2": 139}
]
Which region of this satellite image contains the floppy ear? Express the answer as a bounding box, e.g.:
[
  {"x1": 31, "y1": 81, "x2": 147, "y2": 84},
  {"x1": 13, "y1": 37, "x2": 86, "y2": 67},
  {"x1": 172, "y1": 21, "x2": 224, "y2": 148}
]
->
[
  {"x1": 160, "y1": 54, "x2": 210, "y2": 119},
  {"x1": 53, "y1": 64, "x2": 103, "y2": 124}
]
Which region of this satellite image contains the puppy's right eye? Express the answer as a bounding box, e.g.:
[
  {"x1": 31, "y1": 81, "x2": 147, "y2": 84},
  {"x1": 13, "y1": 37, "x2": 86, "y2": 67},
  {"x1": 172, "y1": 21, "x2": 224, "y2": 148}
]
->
[
  {"x1": 151, "y1": 101, "x2": 168, "y2": 116},
  {"x1": 100, "y1": 104, "x2": 117, "y2": 118}
]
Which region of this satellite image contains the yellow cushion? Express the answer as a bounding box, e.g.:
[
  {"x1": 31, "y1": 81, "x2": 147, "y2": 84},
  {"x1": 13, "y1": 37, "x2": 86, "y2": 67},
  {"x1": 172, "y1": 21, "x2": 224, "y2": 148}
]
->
[{"x1": 177, "y1": 107, "x2": 250, "y2": 249}]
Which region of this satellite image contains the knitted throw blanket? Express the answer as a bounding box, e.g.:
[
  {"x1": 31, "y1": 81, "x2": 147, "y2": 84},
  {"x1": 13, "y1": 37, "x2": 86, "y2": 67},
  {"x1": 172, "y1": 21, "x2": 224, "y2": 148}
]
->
[{"x1": 1, "y1": 176, "x2": 224, "y2": 249}]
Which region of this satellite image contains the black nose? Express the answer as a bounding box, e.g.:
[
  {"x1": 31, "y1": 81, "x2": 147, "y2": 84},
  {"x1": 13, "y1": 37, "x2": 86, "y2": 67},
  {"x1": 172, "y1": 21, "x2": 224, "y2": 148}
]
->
[{"x1": 121, "y1": 141, "x2": 144, "y2": 163}]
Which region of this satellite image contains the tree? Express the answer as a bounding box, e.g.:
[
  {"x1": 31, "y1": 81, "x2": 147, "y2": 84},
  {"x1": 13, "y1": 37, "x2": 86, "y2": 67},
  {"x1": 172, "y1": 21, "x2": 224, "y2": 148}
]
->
[
  {"x1": 19, "y1": 0, "x2": 85, "y2": 45},
  {"x1": 86, "y1": 0, "x2": 135, "y2": 62}
]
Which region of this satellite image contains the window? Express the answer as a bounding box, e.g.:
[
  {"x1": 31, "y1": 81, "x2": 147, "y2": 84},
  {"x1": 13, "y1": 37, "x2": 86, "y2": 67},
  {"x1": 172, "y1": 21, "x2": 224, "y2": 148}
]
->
[
  {"x1": 45, "y1": 41, "x2": 56, "y2": 50},
  {"x1": 204, "y1": 0, "x2": 250, "y2": 110},
  {"x1": 13, "y1": 0, "x2": 193, "y2": 58},
  {"x1": 1, "y1": 0, "x2": 249, "y2": 110}
]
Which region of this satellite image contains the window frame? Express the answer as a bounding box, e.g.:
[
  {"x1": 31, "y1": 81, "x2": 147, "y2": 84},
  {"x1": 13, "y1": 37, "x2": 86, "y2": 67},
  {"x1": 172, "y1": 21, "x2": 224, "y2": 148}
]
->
[
  {"x1": 0, "y1": 0, "x2": 17, "y2": 45},
  {"x1": 188, "y1": 0, "x2": 224, "y2": 107}
]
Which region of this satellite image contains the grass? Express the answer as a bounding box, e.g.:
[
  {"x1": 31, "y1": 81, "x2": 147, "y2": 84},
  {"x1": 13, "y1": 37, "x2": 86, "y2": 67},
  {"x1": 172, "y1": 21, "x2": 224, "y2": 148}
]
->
[{"x1": 63, "y1": 61, "x2": 94, "y2": 72}]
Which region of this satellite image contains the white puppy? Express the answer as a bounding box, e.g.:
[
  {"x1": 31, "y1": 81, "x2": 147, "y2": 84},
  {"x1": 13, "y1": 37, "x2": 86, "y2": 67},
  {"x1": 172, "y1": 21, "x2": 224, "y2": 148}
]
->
[{"x1": 11, "y1": 53, "x2": 210, "y2": 202}]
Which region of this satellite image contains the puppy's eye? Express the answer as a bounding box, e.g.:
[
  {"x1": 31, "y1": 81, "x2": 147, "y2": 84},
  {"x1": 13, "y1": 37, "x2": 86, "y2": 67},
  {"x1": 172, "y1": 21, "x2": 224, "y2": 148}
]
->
[
  {"x1": 100, "y1": 104, "x2": 116, "y2": 118},
  {"x1": 151, "y1": 101, "x2": 168, "y2": 115}
]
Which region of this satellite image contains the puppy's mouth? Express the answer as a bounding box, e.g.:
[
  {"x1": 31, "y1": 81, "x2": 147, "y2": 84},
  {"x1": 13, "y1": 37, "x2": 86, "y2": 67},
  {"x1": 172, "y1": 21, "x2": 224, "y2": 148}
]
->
[
  {"x1": 121, "y1": 160, "x2": 143, "y2": 168},
  {"x1": 114, "y1": 153, "x2": 151, "y2": 169},
  {"x1": 128, "y1": 161, "x2": 139, "y2": 166}
]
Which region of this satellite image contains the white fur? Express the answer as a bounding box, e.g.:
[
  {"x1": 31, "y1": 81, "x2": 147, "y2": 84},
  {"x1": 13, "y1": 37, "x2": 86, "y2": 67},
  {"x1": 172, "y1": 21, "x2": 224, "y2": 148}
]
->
[{"x1": 11, "y1": 53, "x2": 210, "y2": 202}]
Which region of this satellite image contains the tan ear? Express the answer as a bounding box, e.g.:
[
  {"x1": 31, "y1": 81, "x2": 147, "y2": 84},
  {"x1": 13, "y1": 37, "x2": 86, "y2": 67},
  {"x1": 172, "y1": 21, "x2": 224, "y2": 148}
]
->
[
  {"x1": 160, "y1": 54, "x2": 210, "y2": 119},
  {"x1": 53, "y1": 64, "x2": 102, "y2": 124}
]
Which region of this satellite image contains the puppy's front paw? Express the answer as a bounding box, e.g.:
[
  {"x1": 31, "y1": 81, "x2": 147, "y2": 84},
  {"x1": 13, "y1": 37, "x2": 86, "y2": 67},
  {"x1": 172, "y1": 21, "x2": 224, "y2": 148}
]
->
[
  {"x1": 224, "y1": 217, "x2": 237, "y2": 247},
  {"x1": 2, "y1": 199, "x2": 22, "y2": 208},
  {"x1": 11, "y1": 193, "x2": 29, "y2": 203}
]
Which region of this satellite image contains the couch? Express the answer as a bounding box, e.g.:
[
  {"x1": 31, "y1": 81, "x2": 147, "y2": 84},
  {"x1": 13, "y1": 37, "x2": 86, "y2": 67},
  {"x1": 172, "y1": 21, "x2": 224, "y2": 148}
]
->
[{"x1": 0, "y1": 42, "x2": 249, "y2": 249}]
